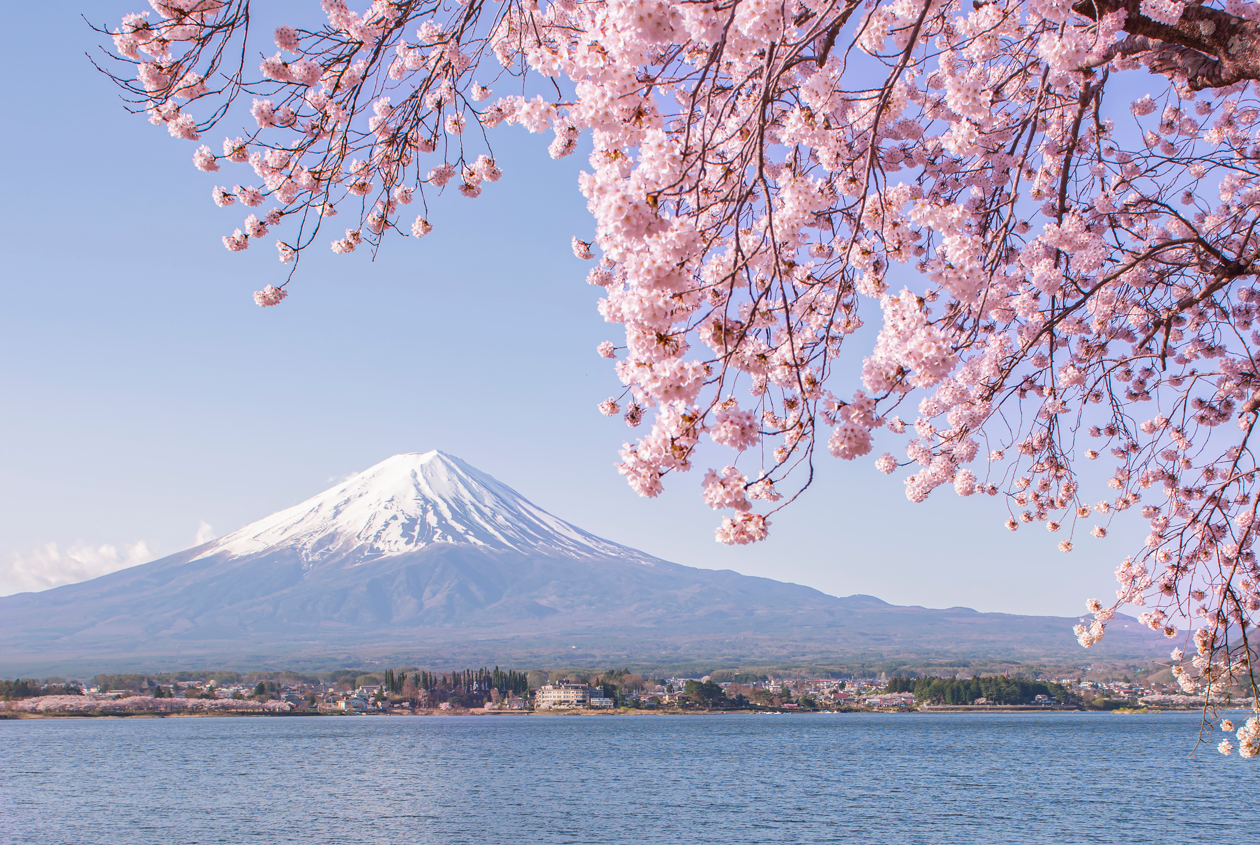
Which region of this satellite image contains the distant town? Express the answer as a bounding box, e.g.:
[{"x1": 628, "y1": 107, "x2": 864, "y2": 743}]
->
[{"x1": 3, "y1": 668, "x2": 1253, "y2": 717}]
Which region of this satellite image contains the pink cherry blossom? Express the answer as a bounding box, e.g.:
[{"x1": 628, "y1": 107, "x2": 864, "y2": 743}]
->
[
  {"x1": 192, "y1": 144, "x2": 218, "y2": 172},
  {"x1": 211, "y1": 186, "x2": 235, "y2": 207},
  {"x1": 427, "y1": 163, "x2": 455, "y2": 187},
  {"x1": 710, "y1": 405, "x2": 759, "y2": 452},
  {"x1": 702, "y1": 466, "x2": 751, "y2": 513},
  {"x1": 243, "y1": 214, "x2": 267, "y2": 238},
  {"x1": 715, "y1": 513, "x2": 769, "y2": 546},
  {"x1": 253, "y1": 285, "x2": 287, "y2": 307},
  {"x1": 274, "y1": 25, "x2": 299, "y2": 53},
  {"x1": 235, "y1": 185, "x2": 264, "y2": 207},
  {"x1": 472, "y1": 155, "x2": 501, "y2": 182},
  {"x1": 222, "y1": 229, "x2": 248, "y2": 251}
]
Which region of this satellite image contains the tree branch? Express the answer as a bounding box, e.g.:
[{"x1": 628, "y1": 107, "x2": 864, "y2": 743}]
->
[{"x1": 1075, "y1": 0, "x2": 1260, "y2": 89}]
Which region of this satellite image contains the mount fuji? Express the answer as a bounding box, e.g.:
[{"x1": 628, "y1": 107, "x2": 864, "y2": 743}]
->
[{"x1": 0, "y1": 451, "x2": 1166, "y2": 675}]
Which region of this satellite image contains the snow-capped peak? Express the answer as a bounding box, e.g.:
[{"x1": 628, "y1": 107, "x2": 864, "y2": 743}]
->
[{"x1": 197, "y1": 451, "x2": 652, "y2": 565}]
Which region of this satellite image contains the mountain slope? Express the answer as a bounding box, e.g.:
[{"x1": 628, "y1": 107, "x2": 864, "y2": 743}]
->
[
  {"x1": 0, "y1": 452, "x2": 1167, "y2": 675},
  {"x1": 200, "y1": 451, "x2": 653, "y2": 564}
]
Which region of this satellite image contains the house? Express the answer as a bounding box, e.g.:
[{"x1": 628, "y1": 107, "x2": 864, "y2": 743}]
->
[
  {"x1": 588, "y1": 695, "x2": 615, "y2": 708},
  {"x1": 339, "y1": 697, "x2": 369, "y2": 712},
  {"x1": 535, "y1": 683, "x2": 590, "y2": 710}
]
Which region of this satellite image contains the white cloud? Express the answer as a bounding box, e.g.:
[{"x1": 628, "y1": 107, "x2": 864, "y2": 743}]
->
[
  {"x1": 0, "y1": 540, "x2": 156, "y2": 596},
  {"x1": 194, "y1": 519, "x2": 216, "y2": 545}
]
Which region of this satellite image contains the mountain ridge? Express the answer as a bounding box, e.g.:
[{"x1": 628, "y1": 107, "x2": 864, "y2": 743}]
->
[{"x1": 0, "y1": 452, "x2": 1168, "y2": 675}]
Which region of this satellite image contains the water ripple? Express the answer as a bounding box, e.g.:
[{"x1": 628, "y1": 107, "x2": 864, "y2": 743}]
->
[{"x1": 0, "y1": 712, "x2": 1255, "y2": 844}]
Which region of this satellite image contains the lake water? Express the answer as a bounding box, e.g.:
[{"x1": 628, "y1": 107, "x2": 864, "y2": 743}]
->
[{"x1": 2, "y1": 712, "x2": 1256, "y2": 843}]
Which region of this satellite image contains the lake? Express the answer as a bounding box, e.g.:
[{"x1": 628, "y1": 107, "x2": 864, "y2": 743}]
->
[{"x1": 1, "y1": 712, "x2": 1255, "y2": 843}]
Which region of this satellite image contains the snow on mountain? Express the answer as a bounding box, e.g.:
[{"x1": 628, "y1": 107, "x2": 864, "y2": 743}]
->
[{"x1": 196, "y1": 451, "x2": 653, "y2": 565}]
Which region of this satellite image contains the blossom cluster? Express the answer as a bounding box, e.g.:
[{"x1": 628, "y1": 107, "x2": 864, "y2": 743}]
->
[{"x1": 6, "y1": 695, "x2": 292, "y2": 715}]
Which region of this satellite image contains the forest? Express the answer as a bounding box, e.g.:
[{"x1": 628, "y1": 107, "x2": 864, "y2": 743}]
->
[
  {"x1": 0, "y1": 679, "x2": 83, "y2": 700},
  {"x1": 884, "y1": 675, "x2": 1072, "y2": 706}
]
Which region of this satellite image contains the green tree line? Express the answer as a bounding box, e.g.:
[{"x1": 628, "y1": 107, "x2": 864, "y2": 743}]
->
[
  {"x1": 885, "y1": 675, "x2": 1070, "y2": 705},
  {"x1": 1, "y1": 679, "x2": 83, "y2": 700},
  {"x1": 413, "y1": 667, "x2": 530, "y2": 697}
]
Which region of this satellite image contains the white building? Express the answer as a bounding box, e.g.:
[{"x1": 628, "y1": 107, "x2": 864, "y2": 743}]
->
[{"x1": 535, "y1": 683, "x2": 590, "y2": 710}]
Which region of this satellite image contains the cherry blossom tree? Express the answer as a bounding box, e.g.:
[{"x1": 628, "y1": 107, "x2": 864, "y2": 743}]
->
[
  {"x1": 97, "y1": 0, "x2": 1260, "y2": 750},
  {"x1": 7, "y1": 693, "x2": 291, "y2": 714}
]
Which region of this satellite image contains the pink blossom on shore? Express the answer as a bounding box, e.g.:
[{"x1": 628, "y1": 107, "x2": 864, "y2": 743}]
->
[{"x1": 7, "y1": 695, "x2": 292, "y2": 715}]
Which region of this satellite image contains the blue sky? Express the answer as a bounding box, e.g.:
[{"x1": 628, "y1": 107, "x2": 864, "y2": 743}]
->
[{"x1": 0, "y1": 1, "x2": 1135, "y2": 616}]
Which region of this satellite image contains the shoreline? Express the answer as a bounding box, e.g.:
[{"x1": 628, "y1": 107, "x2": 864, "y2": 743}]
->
[{"x1": 8, "y1": 705, "x2": 1234, "y2": 720}]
